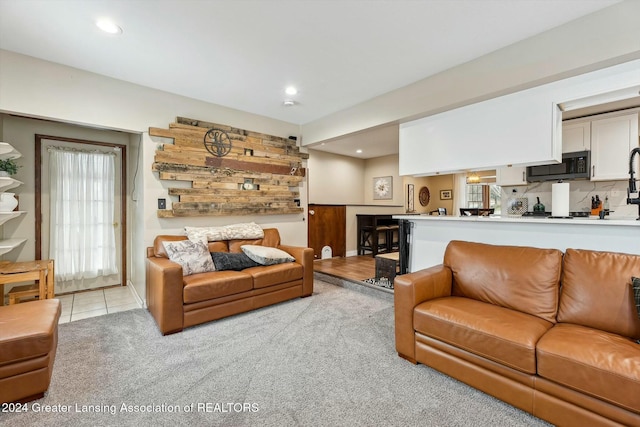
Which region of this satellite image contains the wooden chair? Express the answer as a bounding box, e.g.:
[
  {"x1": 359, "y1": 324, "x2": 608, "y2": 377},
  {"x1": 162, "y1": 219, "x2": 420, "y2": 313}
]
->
[{"x1": 0, "y1": 260, "x2": 55, "y2": 306}]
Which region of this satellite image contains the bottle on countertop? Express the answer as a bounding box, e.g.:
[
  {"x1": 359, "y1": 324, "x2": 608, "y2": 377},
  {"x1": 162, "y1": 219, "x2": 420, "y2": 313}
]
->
[{"x1": 604, "y1": 196, "x2": 609, "y2": 211}]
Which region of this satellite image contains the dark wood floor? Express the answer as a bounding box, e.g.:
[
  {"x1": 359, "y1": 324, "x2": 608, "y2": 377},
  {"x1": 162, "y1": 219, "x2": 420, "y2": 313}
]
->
[{"x1": 313, "y1": 255, "x2": 375, "y2": 282}]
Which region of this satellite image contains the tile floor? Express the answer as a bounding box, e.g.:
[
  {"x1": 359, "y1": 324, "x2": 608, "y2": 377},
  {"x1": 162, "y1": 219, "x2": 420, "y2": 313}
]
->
[{"x1": 56, "y1": 286, "x2": 141, "y2": 324}]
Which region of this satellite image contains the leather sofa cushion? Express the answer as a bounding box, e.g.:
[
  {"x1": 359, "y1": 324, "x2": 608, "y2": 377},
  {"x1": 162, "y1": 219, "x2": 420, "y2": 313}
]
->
[
  {"x1": 183, "y1": 271, "x2": 253, "y2": 304},
  {"x1": 443, "y1": 240, "x2": 562, "y2": 323},
  {"x1": 0, "y1": 299, "x2": 61, "y2": 365},
  {"x1": 228, "y1": 228, "x2": 281, "y2": 253},
  {"x1": 246, "y1": 263, "x2": 303, "y2": 289},
  {"x1": 537, "y1": 323, "x2": 640, "y2": 413},
  {"x1": 414, "y1": 296, "x2": 554, "y2": 374},
  {"x1": 558, "y1": 248, "x2": 640, "y2": 340}
]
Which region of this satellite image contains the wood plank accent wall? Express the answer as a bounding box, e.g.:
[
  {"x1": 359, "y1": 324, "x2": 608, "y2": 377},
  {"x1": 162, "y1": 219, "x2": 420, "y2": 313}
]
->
[{"x1": 150, "y1": 117, "x2": 307, "y2": 217}]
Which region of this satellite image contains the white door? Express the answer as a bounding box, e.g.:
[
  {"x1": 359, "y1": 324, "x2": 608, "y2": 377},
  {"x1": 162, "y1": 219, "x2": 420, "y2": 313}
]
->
[{"x1": 41, "y1": 139, "x2": 123, "y2": 293}]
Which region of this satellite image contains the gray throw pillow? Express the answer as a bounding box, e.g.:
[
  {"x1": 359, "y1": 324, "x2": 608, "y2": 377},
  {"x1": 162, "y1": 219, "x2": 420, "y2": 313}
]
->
[
  {"x1": 241, "y1": 245, "x2": 295, "y2": 266},
  {"x1": 211, "y1": 252, "x2": 260, "y2": 271}
]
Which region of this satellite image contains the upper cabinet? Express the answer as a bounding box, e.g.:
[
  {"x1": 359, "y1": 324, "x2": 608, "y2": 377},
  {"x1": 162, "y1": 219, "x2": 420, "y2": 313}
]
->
[
  {"x1": 496, "y1": 165, "x2": 527, "y2": 186},
  {"x1": 562, "y1": 109, "x2": 639, "y2": 182},
  {"x1": 590, "y1": 112, "x2": 639, "y2": 181},
  {"x1": 562, "y1": 121, "x2": 590, "y2": 153}
]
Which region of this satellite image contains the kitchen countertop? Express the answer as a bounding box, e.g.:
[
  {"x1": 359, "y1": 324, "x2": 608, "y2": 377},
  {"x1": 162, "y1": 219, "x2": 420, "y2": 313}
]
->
[
  {"x1": 395, "y1": 213, "x2": 639, "y2": 273},
  {"x1": 393, "y1": 214, "x2": 640, "y2": 226}
]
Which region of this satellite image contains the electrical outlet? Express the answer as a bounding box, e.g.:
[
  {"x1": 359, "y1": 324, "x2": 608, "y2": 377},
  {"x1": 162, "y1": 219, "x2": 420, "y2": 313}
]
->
[{"x1": 158, "y1": 198, "x2": 166, "y2": 209}]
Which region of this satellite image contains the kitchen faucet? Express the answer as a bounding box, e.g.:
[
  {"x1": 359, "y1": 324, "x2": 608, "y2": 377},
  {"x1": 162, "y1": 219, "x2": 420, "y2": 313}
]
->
[{"x1": 628, "y1": 147, "x2": 640, "y2": 220}]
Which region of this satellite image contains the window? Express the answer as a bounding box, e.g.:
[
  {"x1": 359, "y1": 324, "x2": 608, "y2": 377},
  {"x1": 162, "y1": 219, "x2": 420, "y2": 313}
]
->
[{"x1": 465, "y1": 184, "x2": 502, "y2": 214}]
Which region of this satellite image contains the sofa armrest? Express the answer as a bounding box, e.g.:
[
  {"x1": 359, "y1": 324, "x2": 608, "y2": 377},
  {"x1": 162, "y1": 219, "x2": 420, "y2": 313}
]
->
[
  {"x1": 394, "y1": 264, "x2": 452, "y2": 362},
  {"x1": 146, "y1": 256, "x2": 185, "y2": 335},
  {"x1": 279, "y1": 244, "x2": 314, "y2": 297}
]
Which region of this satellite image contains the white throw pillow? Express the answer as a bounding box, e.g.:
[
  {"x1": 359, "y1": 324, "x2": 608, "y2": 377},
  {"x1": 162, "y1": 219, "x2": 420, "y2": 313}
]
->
[
  {"x1": 241, "y1": 245, "x2": 295, "y2": 266},
  {"x1": 162, "y1": 240, "x2": 216, "y2": 276}
]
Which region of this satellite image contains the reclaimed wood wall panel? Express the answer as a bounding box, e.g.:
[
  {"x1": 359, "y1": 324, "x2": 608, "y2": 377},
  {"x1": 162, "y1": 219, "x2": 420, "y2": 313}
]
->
[{"x1": 150, "y1": 117, "x2": 306, "y2": 217}]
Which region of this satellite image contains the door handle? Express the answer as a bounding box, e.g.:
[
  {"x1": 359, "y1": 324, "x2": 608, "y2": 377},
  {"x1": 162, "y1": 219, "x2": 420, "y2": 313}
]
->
[
  {"x1": 309, "y1": 210, "x2": 315, "y2": 215},
  {"x1": 113, "y1": 222, "x2": 119, "y2": 227}
]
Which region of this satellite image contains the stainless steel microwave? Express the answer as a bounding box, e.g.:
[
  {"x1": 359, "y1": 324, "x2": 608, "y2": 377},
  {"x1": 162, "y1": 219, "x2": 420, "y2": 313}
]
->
[{"x1": 526, "y1": 151, "x2": 590, "y2": 182}]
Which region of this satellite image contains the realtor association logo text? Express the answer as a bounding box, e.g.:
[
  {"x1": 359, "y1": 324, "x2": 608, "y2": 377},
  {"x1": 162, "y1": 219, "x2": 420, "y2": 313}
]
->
[{"x1": 26, "y1": 402, "x2": 259, "y2": 415}]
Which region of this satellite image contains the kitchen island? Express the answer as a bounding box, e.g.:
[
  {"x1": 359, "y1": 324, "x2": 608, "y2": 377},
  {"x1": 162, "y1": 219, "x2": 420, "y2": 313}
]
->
[{"x1": 394, "y1": 214, "x2": 639, "y2": 272}]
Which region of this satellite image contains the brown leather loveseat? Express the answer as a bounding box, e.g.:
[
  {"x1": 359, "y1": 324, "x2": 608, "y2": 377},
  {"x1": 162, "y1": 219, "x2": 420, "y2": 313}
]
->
[
  {"x1": 395, "y1": 240, "x2": 640, "y2": 427},
  {"x1": 146, "y1": 228, "x2": 313, "y2": 335}
]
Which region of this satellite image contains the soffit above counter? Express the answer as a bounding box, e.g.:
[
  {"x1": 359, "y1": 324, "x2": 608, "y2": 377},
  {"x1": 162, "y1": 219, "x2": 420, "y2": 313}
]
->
[{"x1": 399, "y1": 59, "x2": 640, "y2": 177}]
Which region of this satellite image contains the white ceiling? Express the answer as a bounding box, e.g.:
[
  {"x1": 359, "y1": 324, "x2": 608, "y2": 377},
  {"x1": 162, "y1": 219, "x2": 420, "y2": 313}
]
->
[{"x1": 0, "y1": 0, "x2": 622, "y2": 158}]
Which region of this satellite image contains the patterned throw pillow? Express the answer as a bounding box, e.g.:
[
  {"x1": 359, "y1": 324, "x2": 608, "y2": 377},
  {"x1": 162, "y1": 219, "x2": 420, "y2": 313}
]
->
[
  {"x1": 632, "y1": 277, "x2": 640, "y2": 320},
  {"x1": 210, "y1": 252, "x2": 260, "y2": 271},
  {"x1": 162, "y1": 240, "x2": 216, "y2": 276},
  {"x1": 185, "y1": 222, "x2": 264, "y2": 243},
  {"x1": 241, "y1": 245, "x2": 295, "y2": 266}
]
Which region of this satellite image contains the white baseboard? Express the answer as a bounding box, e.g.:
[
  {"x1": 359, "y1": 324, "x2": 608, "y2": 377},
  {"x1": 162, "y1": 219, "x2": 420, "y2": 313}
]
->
[
  {"x1": 346, "y1": 250, "x2": 358, "y2": 257},
  {"x1": 126, "y1": 279, "x2": 146, "y2": 309}
]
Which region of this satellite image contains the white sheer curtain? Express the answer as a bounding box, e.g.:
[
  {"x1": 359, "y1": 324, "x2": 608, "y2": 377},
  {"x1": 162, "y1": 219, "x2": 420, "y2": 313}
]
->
[
  {"x1": 49, "y1": 148, "x2": 118, "y2": 282},
  {"x1": 452, "y1": 173, "x2": 467, "y2": 216}
]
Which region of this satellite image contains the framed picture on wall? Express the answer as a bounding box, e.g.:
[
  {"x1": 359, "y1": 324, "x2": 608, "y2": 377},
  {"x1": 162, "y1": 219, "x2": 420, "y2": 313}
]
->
[
  {"x1": 407, "y1": 184, "x2": 415, "y2": 212},
  {"x1": 373, "y1": 176, "x2": 393, "y2": 200},
  {"x1": 440, "y1": 189, "x2": 452, "y2": 200}
]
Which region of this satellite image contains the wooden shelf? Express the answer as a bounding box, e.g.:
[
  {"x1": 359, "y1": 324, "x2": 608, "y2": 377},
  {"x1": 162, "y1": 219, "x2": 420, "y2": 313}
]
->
[
  {"x1": 0, "y1": 238, "x2": 27, "y2": 256},
  {"x1": 0, "y1": 143, "x2": 21, "y2": 160}
]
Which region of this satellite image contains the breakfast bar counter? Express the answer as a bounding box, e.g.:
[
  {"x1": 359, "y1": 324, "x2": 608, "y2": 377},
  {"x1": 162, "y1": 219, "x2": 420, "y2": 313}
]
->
[{"x1": 394, "y1": 214, "x2": 639, "y2": 273}]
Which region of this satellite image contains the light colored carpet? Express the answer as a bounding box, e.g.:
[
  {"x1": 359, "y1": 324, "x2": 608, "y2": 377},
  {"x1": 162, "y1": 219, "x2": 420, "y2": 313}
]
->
[{"x1": 1, "y1": 280, "x2": 550, "y2": 426}]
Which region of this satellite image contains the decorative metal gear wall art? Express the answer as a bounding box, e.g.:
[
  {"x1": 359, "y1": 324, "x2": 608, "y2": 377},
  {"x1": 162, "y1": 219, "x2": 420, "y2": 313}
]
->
[{"x1": 203, "y1": 128, "x2": 232, "y2": 157}]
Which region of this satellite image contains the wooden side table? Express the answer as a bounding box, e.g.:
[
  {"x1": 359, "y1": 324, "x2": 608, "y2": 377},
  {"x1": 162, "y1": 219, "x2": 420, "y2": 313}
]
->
[{"x1": 0, "y1": 259, "x2": 54, "y2": 306}]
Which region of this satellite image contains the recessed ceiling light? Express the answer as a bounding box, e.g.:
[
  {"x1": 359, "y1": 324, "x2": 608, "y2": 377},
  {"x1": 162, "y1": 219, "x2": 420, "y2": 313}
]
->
[
  {"x1": 356, "y1": 149, "x2": 363, "y2": 154},
  {"x1": 285, "y1": 86, "x2": 298, "y2": 96},
  {"x1": 283, "y1": 100, "x2": 296, "y2": 107},
  {"x1": 96, "y1": 18, "x2": 122, "y2": 35}
]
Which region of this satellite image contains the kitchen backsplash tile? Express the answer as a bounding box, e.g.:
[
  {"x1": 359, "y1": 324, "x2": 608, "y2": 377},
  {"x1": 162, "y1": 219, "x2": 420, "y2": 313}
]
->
[{"x1": 501, "y1": 180, "x2": 637, "y2": 218}]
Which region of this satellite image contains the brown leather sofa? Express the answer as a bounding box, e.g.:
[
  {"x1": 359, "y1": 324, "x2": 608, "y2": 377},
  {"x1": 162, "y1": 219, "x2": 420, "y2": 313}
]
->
[
  {"x1": 146, "y1": 228, "x2": 314, "y2": 335},
  {"x1": 395, "y1": 240, "x2": 640, "y2": 427},
  {"x1": 0, "y1": 299, "x2": 61, "y2": 403}
]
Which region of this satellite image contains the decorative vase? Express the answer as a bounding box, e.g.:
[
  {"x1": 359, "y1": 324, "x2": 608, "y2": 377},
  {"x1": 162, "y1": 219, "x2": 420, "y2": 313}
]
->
[{"x1": 0, "y1": 193, "x2": 18, "y2": 212}]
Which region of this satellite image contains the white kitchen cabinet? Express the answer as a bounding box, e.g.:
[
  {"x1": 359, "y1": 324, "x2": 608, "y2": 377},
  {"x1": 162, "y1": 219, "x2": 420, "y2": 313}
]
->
[
  {"x1": 562, "y1": 121, "x2": 590, "y2": 153},
  {"x1": 590, "y1": 112, "x2": 639, "y2": 181},
  {"x1": 496, "y1": 166, "x2": 528, "y2": 186}
]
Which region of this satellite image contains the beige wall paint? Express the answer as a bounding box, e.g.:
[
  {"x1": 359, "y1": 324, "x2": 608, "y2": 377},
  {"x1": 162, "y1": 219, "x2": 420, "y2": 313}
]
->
[
  {"x1": 307, "y1": 149, "x2": 364, "y2": 205},
  {"x1": 308, "y1": 150, "x2": 405, "y2": 254},
  {"x1": 364, "y1": 155, "x2": 403, "y2": 206},
  {"x1": 404, "y1": 175, "x2": 455, "y2": 215},
  {"x1": 0, "y1": 51, "x2": 305, "y2": 304},
  {"x1": 301, "y1": 1, "x2": 640, "y2": 145},
  {"x1": 0, "y1": 115, "x2": 142, "y2": 298}
]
